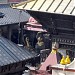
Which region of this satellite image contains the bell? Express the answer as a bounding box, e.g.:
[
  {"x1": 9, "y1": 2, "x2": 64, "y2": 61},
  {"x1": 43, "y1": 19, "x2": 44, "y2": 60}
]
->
[
  {"x1": 65, "y1": 55, "x2": 71, "y2": 64},
  {"x1": 60, "y1": 56, "x2": 65, "y2": 65}
]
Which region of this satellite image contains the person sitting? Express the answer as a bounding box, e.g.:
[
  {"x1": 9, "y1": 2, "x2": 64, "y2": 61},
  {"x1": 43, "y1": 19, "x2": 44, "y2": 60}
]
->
[
  {"x1": 35, "y1": 37, "x2": 45, "y2": 65},
  {"x1": 36, "y1": 32, "x2": 43, "y2": 40},
  {"x1": 24, "y1": 37, "x2": 32, "y2": 51},
  {"x1": 51, "y1": 42, "x2": 59, "y2": 53},
  {"x1": 51, "y1": 42, "x2": 62, "y2": 63},
  {"x1": 35, "y1": 37, "x2": 45, "y2": 55}
]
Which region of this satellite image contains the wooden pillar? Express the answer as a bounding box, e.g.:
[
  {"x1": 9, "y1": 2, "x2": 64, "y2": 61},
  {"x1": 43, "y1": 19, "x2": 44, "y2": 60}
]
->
[
  {"x1": 73, "y1": 22, "x2": 75, "y2": 36},
  {"x1": 7, "y1": 26, "x2": 12, "y2": 40},
  {"x1": 0, "y1": 28, "x2": 2, "y2": 36},
  {"x1": 20, "y1": 23, "x2": 24, "y2": 44}
]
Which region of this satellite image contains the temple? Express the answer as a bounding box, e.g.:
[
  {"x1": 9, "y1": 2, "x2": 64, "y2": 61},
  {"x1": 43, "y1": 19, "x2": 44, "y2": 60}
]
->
[
  {"x1": 12, "y1": 0, "x2": 75, "y2": 75},
  {"x1": 12, "y1": 0, "x2": 75, "y2": 56}
]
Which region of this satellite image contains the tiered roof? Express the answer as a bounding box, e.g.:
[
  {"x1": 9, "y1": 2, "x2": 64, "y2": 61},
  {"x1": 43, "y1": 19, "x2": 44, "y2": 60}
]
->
[
  {"x1": 12, "y1": 0, "x2": 75, "y2": 15},
  {"x1": 0, "y1": 4, "x2": 30, "y2": 26},
  {"x1": 0, "y1": 36, "x2": 35, "y2": 66}
]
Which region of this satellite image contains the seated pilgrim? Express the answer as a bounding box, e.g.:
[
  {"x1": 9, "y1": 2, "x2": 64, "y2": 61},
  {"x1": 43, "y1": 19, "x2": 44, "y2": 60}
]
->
[
  {"x1": 35, "y1": 37, "x2": 45, "y2": 55},
  {"x1": 24, "y1": 37, "x2": 32, "y2": 50},
  {"x1": 36, "y1": 32, "x2": 43, "y2": 39},
  {"x1": 51, "y1": 42, "x2": 62, "y2": 64}
]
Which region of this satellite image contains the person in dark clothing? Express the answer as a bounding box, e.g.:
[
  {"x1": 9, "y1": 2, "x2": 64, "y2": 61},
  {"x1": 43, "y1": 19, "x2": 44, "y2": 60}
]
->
[
  {"x1": 35, "y1": 37, "x2": 45, "y2": 65},
  {"x1": 35, "y1": 37, "x2": 45, "y2": 54},
  {"x1": 51, "y1": 42, "x2": 62, "y2": 63},
  {"x1": 24, "y1": 37, "x2": 33, "y2": 51},
  {"x1": 36, "y1": 32, "x2": 43, "y2": 40},
  {"x1": 43, "y1": 33, "x2": 51, "y2": 49}
]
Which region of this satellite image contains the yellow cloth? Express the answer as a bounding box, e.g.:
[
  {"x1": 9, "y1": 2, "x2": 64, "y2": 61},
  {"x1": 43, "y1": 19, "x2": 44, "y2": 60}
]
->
[
  {"x1": 60, "y1": 55, "x2": 71, "y2": 65},
  {"x1": 65, "y1": 55, "x2": 71, "y2": 64},
  {"x1": 60, "y1": 56, "x2": 65, "y2": 65},
  {"x1": 37, "y1": 41, "x2": 44, "y2": 46},
  {"x1": 51, "y1": 49, "x2": 57, "y2": 54}
]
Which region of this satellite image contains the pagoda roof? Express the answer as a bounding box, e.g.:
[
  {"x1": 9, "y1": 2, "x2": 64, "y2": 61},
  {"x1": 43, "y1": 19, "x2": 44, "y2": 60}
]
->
[
  {"x1": 0, "y1": 4, "x2": 30, "y2": 26},
  {"x1": 12, "y1": 0, "x2": 75, "y2": 16},
  {"x1": 12, "y1": 0, "x2": 75, "y2": 49},
  {"x1": 0, "y1": 36, "x2": 35, "y2": 66}
]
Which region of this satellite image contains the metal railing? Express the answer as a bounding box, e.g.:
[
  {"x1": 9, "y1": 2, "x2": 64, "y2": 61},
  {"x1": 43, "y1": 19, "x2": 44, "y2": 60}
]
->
[
  {"x1": 40, "y1": 48, "x2": 75, "y2": 63},
  {"x1": 40, "y1": 49, "x2": 51, "y2": 63},
  {"x1": 66, "y1": 49, "x2": 75, "y2": 61}
]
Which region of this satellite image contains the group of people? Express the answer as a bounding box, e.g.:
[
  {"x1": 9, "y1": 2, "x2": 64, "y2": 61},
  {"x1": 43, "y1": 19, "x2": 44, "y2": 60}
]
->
[
  {"x1": 24, "y1": 32, "x2": 45, "y2": 54},
  {"x1": 23, "y1": 31, "x2": 72, "y2": 66},
  {"x1": 23, "y1": 31, "x2": 62, "y2": 56},
  {"x1": 24, "y1": 31, "x2": 68, "y2": 65}
]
